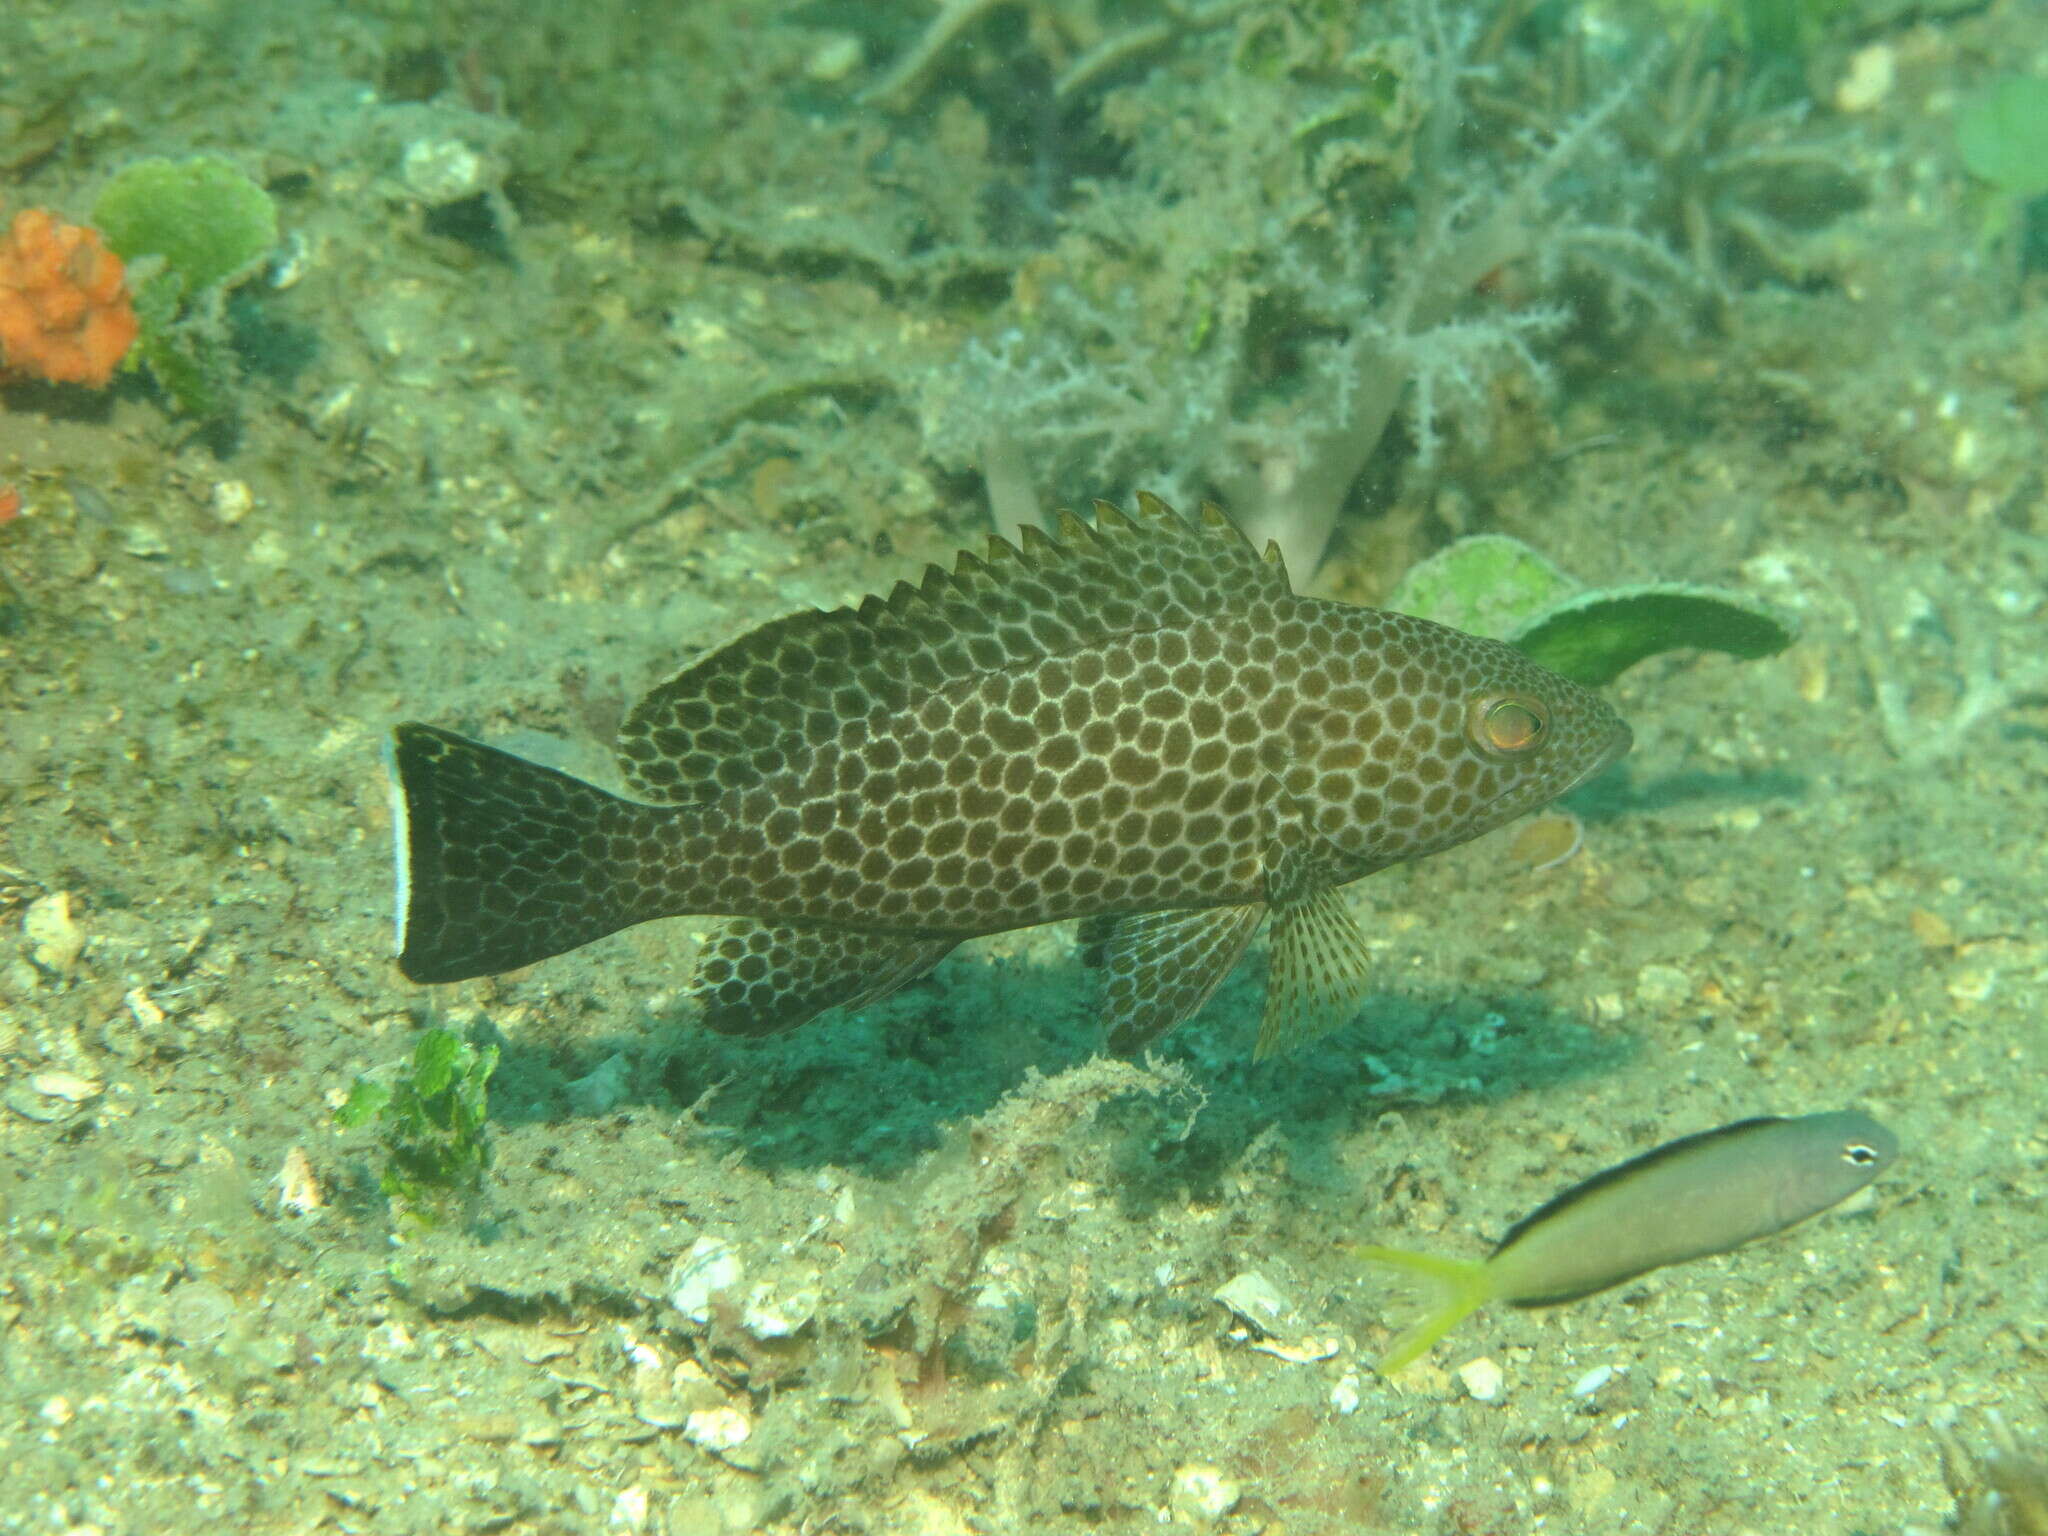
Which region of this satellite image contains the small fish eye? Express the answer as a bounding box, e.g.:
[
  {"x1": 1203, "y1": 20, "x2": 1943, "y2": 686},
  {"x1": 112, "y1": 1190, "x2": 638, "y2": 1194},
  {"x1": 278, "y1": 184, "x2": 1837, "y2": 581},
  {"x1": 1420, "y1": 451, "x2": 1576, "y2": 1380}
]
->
[
  {"x1": 1472, "y1": 696, "x2": 1546, "y2": 756},
  {"x1": 1844, "y1": 1143, "x2": 1879, "y2": 1165}
]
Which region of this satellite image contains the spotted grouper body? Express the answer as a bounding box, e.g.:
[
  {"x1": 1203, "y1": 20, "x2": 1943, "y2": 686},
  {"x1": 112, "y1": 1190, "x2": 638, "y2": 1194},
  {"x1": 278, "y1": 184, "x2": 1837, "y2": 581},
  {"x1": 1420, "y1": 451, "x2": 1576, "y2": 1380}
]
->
[{"x1": 390, "y1": 496, "x2": 1630, "y2": 1055}]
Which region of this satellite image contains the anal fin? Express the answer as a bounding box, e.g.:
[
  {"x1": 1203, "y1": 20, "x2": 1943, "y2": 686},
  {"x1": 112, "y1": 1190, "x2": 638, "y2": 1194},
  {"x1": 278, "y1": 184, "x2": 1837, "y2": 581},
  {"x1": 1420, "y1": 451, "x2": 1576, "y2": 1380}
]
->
[
  {"x1": 689, "y1": 919, "x2": 958, "y2": 1037},
  {"x1": 1082, "y1": 904, "x2": 1265, "y2": 1054},
  {"x1": 1256, "y1": 886, "x2": 1373, "y2": 1059}
]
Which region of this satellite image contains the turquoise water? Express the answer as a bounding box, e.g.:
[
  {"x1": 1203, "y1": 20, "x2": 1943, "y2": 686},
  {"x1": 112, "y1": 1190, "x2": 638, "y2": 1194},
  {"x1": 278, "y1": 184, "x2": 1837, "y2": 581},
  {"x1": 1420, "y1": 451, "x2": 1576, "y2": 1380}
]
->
[{"x1": 1, "y1": 1, "x2": 2042, "y2": 1530}]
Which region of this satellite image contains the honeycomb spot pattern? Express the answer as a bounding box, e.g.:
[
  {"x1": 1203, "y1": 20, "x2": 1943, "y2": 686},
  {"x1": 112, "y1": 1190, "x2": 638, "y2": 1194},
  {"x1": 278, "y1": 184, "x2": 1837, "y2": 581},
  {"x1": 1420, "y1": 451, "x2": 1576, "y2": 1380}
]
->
[{"x1": 392, "y1": 495, "x2": 1630, "y2": 1056}]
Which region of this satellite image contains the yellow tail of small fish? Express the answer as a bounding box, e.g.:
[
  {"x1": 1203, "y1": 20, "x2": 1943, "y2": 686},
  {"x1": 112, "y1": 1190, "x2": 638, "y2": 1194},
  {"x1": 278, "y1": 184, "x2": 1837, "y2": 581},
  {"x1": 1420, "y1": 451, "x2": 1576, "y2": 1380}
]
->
[{"x1": 1348, "y1": 1244, "x2": 1498, "y2": 1374}]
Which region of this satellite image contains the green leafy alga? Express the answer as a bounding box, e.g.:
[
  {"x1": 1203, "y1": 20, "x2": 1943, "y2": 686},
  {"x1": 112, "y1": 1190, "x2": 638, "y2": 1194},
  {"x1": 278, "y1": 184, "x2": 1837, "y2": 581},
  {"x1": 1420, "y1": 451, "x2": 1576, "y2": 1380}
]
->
[{"x1": 334, "y1": 1027, "x2": 498, "y2": 1227}]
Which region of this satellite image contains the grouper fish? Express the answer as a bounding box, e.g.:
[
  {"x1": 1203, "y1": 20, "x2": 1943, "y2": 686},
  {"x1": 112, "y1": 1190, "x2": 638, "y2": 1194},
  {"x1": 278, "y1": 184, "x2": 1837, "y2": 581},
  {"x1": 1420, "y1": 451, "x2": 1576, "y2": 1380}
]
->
[{"x1": 386, "y1": 494, "x2": 1631, "y2": 1057}]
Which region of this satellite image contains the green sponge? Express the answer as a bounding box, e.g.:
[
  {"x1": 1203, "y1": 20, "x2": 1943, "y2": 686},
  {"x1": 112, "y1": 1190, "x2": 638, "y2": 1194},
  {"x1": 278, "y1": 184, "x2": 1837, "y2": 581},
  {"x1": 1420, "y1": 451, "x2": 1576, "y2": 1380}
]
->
[
  {"x1": 92, "y1": 156, "x2": 278, "y2": 418},
  {"x1": 1384, "y1": 534, "x2": 1579, "y2": 642},
  {"x1": 94, "y1": 156, "x2": 277, "y2": 295}
]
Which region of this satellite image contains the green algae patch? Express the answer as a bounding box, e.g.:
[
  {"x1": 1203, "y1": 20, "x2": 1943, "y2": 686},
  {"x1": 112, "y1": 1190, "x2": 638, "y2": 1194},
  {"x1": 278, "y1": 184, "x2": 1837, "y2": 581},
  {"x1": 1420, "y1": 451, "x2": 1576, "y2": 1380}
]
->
[
  {"x1": 335, "y1": 1027, "x2": 498, "y2": 1228},
  {"x1": 1508, "y1": 581, "x2": 1798, "y2": 687},
  {"x1": 1389, "y1": 534, "x2": 1797, "y2": 687}
]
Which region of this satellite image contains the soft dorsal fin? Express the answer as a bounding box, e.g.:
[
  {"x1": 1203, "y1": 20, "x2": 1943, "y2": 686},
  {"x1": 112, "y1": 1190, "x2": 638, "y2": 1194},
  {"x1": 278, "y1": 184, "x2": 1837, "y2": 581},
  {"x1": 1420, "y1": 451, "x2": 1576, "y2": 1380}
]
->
[{"x1": 615, "y1": 494, "x2": 1288, "y2": 803}]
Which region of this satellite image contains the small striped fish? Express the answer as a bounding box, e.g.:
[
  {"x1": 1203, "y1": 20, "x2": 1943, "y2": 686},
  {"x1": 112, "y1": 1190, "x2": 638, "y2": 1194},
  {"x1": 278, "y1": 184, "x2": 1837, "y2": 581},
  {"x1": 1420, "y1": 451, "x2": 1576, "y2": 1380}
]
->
[{"x1": 388, "y1": 495, "x2": 1629, "y2": 1056}]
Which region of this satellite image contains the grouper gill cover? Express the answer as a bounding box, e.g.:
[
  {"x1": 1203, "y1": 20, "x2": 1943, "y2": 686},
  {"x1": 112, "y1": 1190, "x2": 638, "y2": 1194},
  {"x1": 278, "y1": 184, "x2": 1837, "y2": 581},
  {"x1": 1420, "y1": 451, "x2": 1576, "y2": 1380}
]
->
[{"x1": 387, "y1": 494, "x2": 1631, "y2": 1057}]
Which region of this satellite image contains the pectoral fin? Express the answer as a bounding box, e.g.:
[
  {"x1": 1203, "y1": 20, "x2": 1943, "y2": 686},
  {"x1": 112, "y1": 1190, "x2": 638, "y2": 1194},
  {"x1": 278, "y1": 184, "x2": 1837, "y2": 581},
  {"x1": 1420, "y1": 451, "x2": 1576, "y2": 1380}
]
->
[
  {"x1": 1082, "y1": 904, "x2": 1265, "y2": 1053},
  {"x1": 1255, "y1": 886, "x2": 1373, "y2": 1059},
  {"x1": 690, "y1": 919, "x2": 958, "y2": 1036}
]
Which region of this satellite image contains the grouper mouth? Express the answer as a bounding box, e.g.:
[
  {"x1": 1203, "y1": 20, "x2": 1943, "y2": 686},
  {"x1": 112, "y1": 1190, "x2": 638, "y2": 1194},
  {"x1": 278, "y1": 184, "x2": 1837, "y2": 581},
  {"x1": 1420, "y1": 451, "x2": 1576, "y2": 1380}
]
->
[
  {"x1": 1474, "y1": 718, "x2": 1632, "y2": 829},
  {"x1": 1569, "y1": 720, "x2": 1634, "y2": 794}
]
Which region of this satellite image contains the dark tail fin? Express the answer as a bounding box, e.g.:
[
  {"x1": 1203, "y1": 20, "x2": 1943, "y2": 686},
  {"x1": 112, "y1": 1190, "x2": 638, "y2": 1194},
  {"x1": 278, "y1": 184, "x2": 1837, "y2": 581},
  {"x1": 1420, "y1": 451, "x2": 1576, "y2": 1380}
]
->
[{"x1": 386, "y1": 723, "x2": 685, "y2": 983}]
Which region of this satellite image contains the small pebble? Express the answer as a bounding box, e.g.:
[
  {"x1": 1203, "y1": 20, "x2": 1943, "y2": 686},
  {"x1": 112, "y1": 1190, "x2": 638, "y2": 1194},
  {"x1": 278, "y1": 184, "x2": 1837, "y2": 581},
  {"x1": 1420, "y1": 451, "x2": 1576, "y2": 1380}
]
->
[
  {"x1": 1570, "y1": 1364, "x2": 1615, "y2": 1398},
  {"x1": 741, "y1": 1280, "x2": 818, "y2": 1340},
  {"x1": 1908, "y1": 908, "x2": 1956, "y2": 949},
  {"x1": 1635, "y1": 963, "x2": 1691, "y2": 1012},
  {"x1": 401, "y1": 137, "x2": 489, "y2": 204},
  {"x1": 1834, "y1": 42, "x2": 1895, "y2": 113},
  {"x1": 122, "y1": 523, "x2": 170, "y2": 558},
  {"x1": 609, "y1": 1484, "x2": 650, "y2": 1531},
  {"x1": 805, "y1": 34, "x2": 863, "y2": 83},
  {"x1": 683, "y1": 1404, "x2": 751, "y2": 1453},
  {"x1": 1330, "y1": 1373, "x2": 1363, "y2": 1415},
  {"x1": 212, "y1": 480, "x2": 254, "y2": 526},
  {"x1": 1170, "y1": 1463, "x2": 1241, "y2": 1522},
  {"x1": 1457, "y1": 1356, "x2": 1505, "y2": 1401},
  {"x1": 268, "y1": 230, "x2": 312, "y2": 290},
  {"x1": 275, "y1": 1145, "x2": 324, "y2": 1214},
  {"x1": 1947, "y1": 965, "x2": 1998, "y2": 1006},
  {"x1": 1586, "y1": 992, "x2": 1626, "y2": 1025},
  {"x1": 6, "y1": 1086, "x2": 72, "y2": 1123},
  {"x1": 246, "y1": 530, "x2": 290, "y2": 568},
  {"x1": 1508, "y1": 812, "x2": 1582, "y2": 871},
  {"x1": 166, "y1": 1279, "x2": 236, "y2": 1346}
]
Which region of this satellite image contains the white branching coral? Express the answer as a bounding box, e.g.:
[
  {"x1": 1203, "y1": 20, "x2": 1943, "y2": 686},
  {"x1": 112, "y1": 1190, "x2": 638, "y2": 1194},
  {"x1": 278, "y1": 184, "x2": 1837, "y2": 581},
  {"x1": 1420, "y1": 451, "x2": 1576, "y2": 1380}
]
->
[{"x1": 921, "y1": 0, "x2": 1691, "y2": 583}]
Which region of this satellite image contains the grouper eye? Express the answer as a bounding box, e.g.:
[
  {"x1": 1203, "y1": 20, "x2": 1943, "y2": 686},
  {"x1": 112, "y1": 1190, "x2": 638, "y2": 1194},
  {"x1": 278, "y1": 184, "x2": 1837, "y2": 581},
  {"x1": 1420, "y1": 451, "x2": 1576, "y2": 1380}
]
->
[{"x1": 1470, "y1": 695, "x2": 1547, "y2": 757}]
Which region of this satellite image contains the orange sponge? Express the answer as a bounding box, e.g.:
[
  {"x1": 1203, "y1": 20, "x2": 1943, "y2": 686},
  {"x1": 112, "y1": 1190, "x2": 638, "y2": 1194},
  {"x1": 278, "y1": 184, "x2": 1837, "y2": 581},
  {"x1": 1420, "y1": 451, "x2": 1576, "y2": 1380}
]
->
[{"x1": 0, "y1": 208, "x2": 140, "y2": 388}]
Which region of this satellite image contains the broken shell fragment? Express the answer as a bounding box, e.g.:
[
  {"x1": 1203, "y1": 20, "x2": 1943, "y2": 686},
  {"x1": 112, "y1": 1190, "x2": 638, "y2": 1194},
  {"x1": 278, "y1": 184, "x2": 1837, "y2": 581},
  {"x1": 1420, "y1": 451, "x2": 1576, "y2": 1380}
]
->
[
  {"x1": 30, "y1": 1070, "x2": 102, "y2": 1103},
  {"x1": 669, "y1": 1236, "x2": 743, "y2": 1324},
  {"x1": 1212, "y1": 1271, "x2": 1341, "y2": 1363},
  {"x1": 740, "y1": 1280, "x2": 818, "y2": 1340},
  {"x1": 23, "y1": 891, "x2": 84, "y2": 973},
  {"x1": 275, "y1": 1145, "x2": 324, "y2": 1213},
  {"x1": 1211, "y1": 1271, "x2": 1292, "y2": 1336},
  {"x1": 1248, "y1": 1334, "x2": 1341, "y2": 1364}
]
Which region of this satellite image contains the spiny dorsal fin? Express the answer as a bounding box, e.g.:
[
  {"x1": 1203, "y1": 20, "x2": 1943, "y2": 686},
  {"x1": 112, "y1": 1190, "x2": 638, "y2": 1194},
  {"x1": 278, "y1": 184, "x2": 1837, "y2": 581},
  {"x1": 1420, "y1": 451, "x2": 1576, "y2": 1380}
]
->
[{"x1": 616, "y1": 494, "x2": 1286, "y2": 803}]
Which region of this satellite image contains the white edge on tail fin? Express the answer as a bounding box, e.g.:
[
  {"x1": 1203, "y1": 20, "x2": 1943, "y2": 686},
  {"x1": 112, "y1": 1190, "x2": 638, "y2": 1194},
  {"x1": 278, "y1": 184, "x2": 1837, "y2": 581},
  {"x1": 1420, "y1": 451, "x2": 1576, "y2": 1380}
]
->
[{"x1": 383, "y1": 731, "x2": 410, "y2": 957}]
